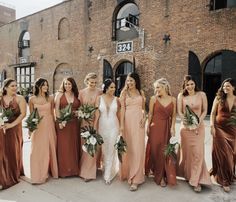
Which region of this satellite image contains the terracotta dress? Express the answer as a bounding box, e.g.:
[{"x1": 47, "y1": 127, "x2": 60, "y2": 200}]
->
[
  {"x1": 30, "y1": 102, "x2": 58, "y2": 184},
  {"x1": 177, "y1": 92, "x2": 211, "y2": 187},
  {"x1": 145, "y1": 99, "x2": 176, "y2": 185},
  {"x1": 210, "y1": 99, "x2": 236, "y2": 186},
  {"x1": 120, "y1": 95, "x2": 145, "y2": 185},
  {"x1": 0, "y1": 97, "x2": 24, "y2": 189},
  {"x1": 56, "y1": 94, "x2": 81, "y2": 177},
  {"x1": 79, "y1": 88, "x2": 101, "y2": 180}
]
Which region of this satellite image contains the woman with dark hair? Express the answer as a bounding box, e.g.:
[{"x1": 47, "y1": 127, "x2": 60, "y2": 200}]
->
[
  {"x1": 0, "y1": 78, "x2": 26, "y2": 189},
  {"x1": 28, "y1": 78, "x2": 58, "y2": 184},
  {"x1": 79, "y1": 72, "x2": 102, "y2": 181},
  {"x1": 55, "y1": 77, "x2": 81, "y2": 177},
  {"x1": 210, "y1": 78, "x2": 236, "y2": 192},
  {"x1": 93, "y1": 79, "x2": 120, "y2": 184},
  {"x1": 177, "y1": 75, "x2": 211, "y2": 192},
  {"x1": 145, "y1": 78, "x2": 176, "y2": 187},
  {"x1": 120, "y1": 72, "x2": 146, "y2": 191}
]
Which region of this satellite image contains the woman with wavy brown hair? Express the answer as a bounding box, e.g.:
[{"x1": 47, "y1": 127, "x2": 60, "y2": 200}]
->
[
  {"x1": 55, "y1": 77, "x2": 81, "y2": 177},
  {"x1": 210, "y1": 78, "x2": 236, "y2": 192}
]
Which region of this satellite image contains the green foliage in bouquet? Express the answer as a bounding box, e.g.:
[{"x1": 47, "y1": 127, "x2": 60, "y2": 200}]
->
[
  {"x1": 81, "y1": 126, "x2": 104, "y2": 157},
  {"x1": 77, "y1": 104, "x2": 97, "y2": 123},
  {"x1": 0, "y1": 107, "x2": 14, "y2": 122},
  {"x1": 183, "y1": 105, "x2": 199, "y2": 130},
  {"x1": 164, "y1": 137, "x2": 179, "y2": 160},
  {"x1": 114, "y1": 136, "x2": 127, "y2": 163},
  {"x1": 227, "y1": 107, "x2": 236, "y2": 126},
  {"x1": 57, "y1": 103, "x2": 73, "y2": 123},
  {"x1": 25, "y1": 108, "x2": 43, "y2": 132}
]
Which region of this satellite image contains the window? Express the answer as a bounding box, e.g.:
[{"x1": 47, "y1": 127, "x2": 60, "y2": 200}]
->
[
  {"x1": 209, "y1": 0, "x2": 236, "y2": 10},
  {"x1": 205, "y1": 54, "x2": 222, "y2": 73},
  {"x1": 103, "y1": 60, "x2": 113, "y2": 82},
  {"x1": 112, "y1": 2, "x2": 140, "y2": 41},
  {"x1": 18, "y1": 31, "x2": 30, "y2": 61},
  {"x1": 16, "y1": 66, "x2": 35, "y2": 88},
  {"x1": 58, "y1": 18, "x2": 70, "y2": 40},
  {"x1": 0, "y1": 70, "x2": 6, "y2": 88}
]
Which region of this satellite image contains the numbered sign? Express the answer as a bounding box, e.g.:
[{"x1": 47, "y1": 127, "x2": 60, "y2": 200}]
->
[{"x1": 116, "y1": 41, "x2": 133, "y2": 53}]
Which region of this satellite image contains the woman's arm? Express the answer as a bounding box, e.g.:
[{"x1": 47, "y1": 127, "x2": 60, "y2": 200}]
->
[
  {"x1": 147, "y1": 96, "x2": 155, "y2": 134},
  {"x1": 93, "y1": 96, "x2": 100, "y2": 131},
  {"x1": 177, "y1": 93, "x2": 184, "y2": 120},
  {"x1": 4, "y1": 95, "x2": 26, "y2": 129},
  {"x1": 170, "y1": 97, "x2": 177, "y2": 136},
  {"x1": 119, "y1": 91, "x2": 126, "y2": 134},
  {"x1": 54, "y1": 93, "x2": 63, "y2": 119},
  {"x1": 199, "y1": 92, "x2": 208, "y2": 124},
  {"x1": 210, "y1": 97, "x2": 218, "y2": 136}
]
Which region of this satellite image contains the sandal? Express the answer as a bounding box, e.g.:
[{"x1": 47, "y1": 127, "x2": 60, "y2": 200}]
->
[
  {"x1": 223, "y1": 186, "x2": 230, "y2": 193},
  {"x1": 130, "y1": 184, "x2": 138, "y2": 191},
  {"x1": 160, "y1": 179, "x2": 167, "y2": 187},
  {"x1": 193, "y1": 185, "x2": 202, "y2": 193}
]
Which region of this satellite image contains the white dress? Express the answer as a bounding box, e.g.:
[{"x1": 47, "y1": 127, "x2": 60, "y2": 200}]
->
[{"x1": 98, "y1": 96, "x2": 119, "y2": 183}]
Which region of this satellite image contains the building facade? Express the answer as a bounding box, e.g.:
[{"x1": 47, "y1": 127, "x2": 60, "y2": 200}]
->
[
  {"x1": 0, "y1": 3, "x2": 15, "y2": 26},
  {"x1": 0, "y1": 0, "x2": 235, "y2": 112}
]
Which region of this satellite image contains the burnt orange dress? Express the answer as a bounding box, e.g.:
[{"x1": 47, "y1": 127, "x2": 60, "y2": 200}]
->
[
  {"x1": 0, "y1": 97, "x2": 24, "y2": 189},
  {"x1": 177, "y1": 92, "x2": 211, "y2": 187},
  {"x1": 56, "y1": 94, "x2": 81, "y2": 177},
  {"x1": 210, "y1": 99, "x2": 236, "y2": 186},
  {"x1": 145, "y1": 99, "x2": 176, "y2": 185}
]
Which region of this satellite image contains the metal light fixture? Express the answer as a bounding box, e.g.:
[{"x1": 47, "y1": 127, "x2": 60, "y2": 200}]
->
[{"x1": 120, "y1": 18, "x2": 145, "y2": 49}]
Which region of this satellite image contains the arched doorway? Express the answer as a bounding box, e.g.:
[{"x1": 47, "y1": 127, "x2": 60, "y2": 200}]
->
[
  {"x1": 203, "y1": 50, "x2": 236, "y2": 114},
  {"x1": 53, "y1": 63, "x2": 73, "y2": 93},
  {"x1": 103, "y1": 60, "x2": 113, "y2": 82},
  {"x1": 115, "y1": 61, "x2": 134, "y2": 96}
]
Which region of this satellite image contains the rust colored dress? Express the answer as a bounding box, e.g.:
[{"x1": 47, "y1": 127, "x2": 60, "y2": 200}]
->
[
  {"x1": 56, "y1": 94, "x2": 81, "y2": 177},
  {"x1": 79, "y1": 88, "x2": 101, "y2": 180},
  {"x1": 120, "y1": 95, "x2": 145, "y2": 185},
  {"x1": 177, "y1": 92, "x2": 211, "y2": 187},
  {"x1": 210, "y1": 99, "x2": 236, "y2": 186},
  {"x1": 30, "y1": 102, "x2": 58, "y2": 184},
  {"x1": 145, "y1": 99, "x2": 176, "y2": 185},
  {"x1": 0, "y1": 96, "x2": 24, "y2": 189}
]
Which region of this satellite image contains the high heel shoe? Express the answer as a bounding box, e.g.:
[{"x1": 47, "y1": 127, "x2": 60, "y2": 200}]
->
[
  {"x1": 193, "y1": 184, "x2": 201, "y2": 193},
  {"x1": 129, "y1": 184, "x2": 138, "y2": 191},
  {"x1": 223, "y1": 186, "x2": 230, "y2": 193}
]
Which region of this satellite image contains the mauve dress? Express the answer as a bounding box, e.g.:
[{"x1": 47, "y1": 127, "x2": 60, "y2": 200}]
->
[
  {"x1": 177, "y1": 92, "x2": 211, "y2": 187},
  {"x1": 56, "y1": 94, "x2": 81, "y2": 177},
  {"x1": 120, "y1": 95, "x2": 145, "y2": 185},
  {"x1": 0, "y1": 97, "x2": 24, "y2": 189},
  {"x1": 210, "y1": 98, "x2": 236, "y2": 186}
]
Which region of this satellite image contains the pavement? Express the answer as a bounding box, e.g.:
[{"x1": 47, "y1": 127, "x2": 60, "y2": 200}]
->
[{"x1": 0, "y1": 118, "x2": 236, "y2": 202}]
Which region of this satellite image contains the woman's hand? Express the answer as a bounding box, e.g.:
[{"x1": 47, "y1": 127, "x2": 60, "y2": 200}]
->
[
  {"x1": 210, "y1": 126, "x2": 216, "y2": 137},
  {"x1": 171, "y1": 127, "x2": 175, "y2": 137}
]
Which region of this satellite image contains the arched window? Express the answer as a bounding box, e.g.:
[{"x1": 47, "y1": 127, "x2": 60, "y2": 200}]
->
[
  {"x1": 112, "y1": 1, "x2": 140, "y2": 41},
  {"x1": 18, "y1": 31, "x2": 30, "y2": 59},
  {"x1": 58, "y1": 18, "x2": 70, "y2": 40},
  {"x1": 103, "y1": 60, "x2": 113, "y2": 82}
]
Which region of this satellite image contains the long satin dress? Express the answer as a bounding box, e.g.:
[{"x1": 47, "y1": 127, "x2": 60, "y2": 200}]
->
[
  {"x1": 177, "y1": 92, "x2": 211, "y2": 187},
  {"x1": 79, "y1": 88, "x2": 101, "y2": 180},
  {"x1": 145, "y1": 99, "x2": 176, "y2": 185},
  {"x1": 30, "y1": 102, "x2": 58, "y2": 184},
  {"x1": 0, "y1": 97, "x2": 24, "y2": 189},
  {"x1": 210, "y1": 98, "x2": 236, "y2": 186},
  {"x1": 56, "y1": 94, "x2": 81, "y2": 177},
  {"x1": 120, "y1": 95, "x2": 145, "y2": 185}
]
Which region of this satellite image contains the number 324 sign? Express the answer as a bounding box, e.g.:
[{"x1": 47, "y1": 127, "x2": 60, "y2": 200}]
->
[{"x1": 116, "y1": 41, "x2": 133, "y2": 53}]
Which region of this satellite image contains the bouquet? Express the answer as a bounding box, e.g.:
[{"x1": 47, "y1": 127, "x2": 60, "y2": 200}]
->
[
  {"x1": 227, "y1": 107, "x2": 236, "y2": 126},
  {"x1": 183, "y1": 105, "x2": 199, "y2": 130},
  {"x1": 25, "y1": 108, "x2": 43, "y2": 132},
  {"x1": 114, "y1": 135, "x2": 127, "y2": 163},
  {"x1": 164, "y1": 136, "x2": 179, "y2": 160},
  {"x1": 0, "y1": 107, "x2": 14, "y2": 133},
  {"x1": 80, "y1": 126, "x2": 104, "y2": 157},
  {"x1": 57, "y1": 103, "x2": 73, "y2": 128},
  {"x1": 77, "y1": 104, "x2": 97, "y2": 123}
]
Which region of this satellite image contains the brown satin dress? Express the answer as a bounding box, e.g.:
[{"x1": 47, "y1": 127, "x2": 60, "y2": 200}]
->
[
  {"x1": 0, "y1": 96, "x2": 24, "y2": 189},
  {"x1": 210, "y1": 99, "x2": 236, "y2": 186},
  {"x1": 56, "y1": 94, "x2": 81, "y2": 177}
]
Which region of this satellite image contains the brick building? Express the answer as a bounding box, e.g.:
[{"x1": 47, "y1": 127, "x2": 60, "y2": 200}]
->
[
  {"x1": 0, "y1": 0, "x2": 235, "y2": 112},
  {"x1": 0, "y1": 2, "x2": 15, "y2": 26}
]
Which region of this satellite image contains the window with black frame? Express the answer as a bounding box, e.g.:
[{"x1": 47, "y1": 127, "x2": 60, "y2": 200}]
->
[
  {"x1": 209, "y1": 0, "x2": 236, "y2": 10},
  {"x1": 16, "y1": 66, "x2": 35, "y2": 89}
]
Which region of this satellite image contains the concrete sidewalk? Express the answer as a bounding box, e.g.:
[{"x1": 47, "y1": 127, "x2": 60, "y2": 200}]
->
[{"x1": 0, "y1": 119, "x2": 235, "y2": 202}]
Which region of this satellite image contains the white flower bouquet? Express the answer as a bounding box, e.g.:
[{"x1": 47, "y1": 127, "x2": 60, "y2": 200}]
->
[
  {"x1": 81, "y1": 126, "x2": 104, "y2": 157},
  {"x1": 0, "y1": 107, "x2": 14, "y2": 133},
  {"x1": 25, "y1": 108, "x2": 43, "y2": 132},
  {"x1": 183, "y1": 105, "x2": 199, "y2": 130},
  {"x1": 77, "y1": 104, "x2": 97, "y2": 123},
  {"x1": 164, "y1": 136, "x2": 179, "y2": 160},
  {"x1": 57, "y1": 103, "x2": 73, "y2": 128}
]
